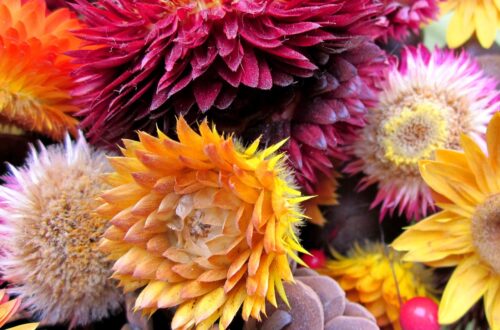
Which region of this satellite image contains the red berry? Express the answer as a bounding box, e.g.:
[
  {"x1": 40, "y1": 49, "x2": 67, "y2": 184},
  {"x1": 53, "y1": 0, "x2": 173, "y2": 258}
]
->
[
  {"x1": 400, "y1": 297, "x2": 439, "y2": 330},
  {"x1": 302, "y1": 249, "x2": 326, "y2": 269}
]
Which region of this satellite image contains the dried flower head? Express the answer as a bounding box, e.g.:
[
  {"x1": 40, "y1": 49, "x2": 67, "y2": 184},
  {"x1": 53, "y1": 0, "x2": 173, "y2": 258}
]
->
[
  {"x1": 99, "y1": 117, "x2": 308, "y2": 329},
  {"x1": 346, "y1": 45, "x2": 499, "y2": 221},
  {"x1": 319, "y1": 243, "x2": 436, "y2": 330},
  {"x1": 0, "y1": 135, "x2": 122, "y2": 327},
  {"x1": 393, "y1": 113, "x2": 500, "y2": 329},
  {"x1": 0, "y1": 0, "x2": 83, "y2": 140},
  {"x1": 379, "y1": 0, "x2": 440, "y2": 42},
  {"x1": 70, "y1": 0, "x2": 384, "y2": 146}
]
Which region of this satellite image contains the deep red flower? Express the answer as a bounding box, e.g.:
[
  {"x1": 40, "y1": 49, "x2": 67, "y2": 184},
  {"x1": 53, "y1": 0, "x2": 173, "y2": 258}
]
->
[
  {"x1": 215, "y1": 38, "x2": 389, "y2": 197},
  {"x1": 70, "y1": 0, "x2": 384, "y2": 147},
  {"x1": 378, "y1": 0, "x2": 440, "y2": 42}
]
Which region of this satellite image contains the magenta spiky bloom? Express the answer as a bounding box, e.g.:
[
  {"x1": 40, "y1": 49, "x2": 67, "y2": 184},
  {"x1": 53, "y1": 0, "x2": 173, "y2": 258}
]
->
[{"x1": 70, "y1": 0, "x2": 385, "y2": 147}]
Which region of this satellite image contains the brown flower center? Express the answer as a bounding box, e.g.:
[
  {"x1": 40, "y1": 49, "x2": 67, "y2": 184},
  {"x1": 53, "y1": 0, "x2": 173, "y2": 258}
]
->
[
  {"x1": 471, "y1": 193, "x2": 500, "y2": 274},
  {"x1": 187, "y1": 210, "x2": 212, "y2": 239}
]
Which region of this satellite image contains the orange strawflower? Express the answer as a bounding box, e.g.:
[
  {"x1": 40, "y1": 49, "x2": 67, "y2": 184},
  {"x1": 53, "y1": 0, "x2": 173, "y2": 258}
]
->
[
  {"x1": 0, "y1": 0, "x2": 82, "y2": 139},
  {"x1": 99, "y1": 117, "x2": 309, "y2": 329}
]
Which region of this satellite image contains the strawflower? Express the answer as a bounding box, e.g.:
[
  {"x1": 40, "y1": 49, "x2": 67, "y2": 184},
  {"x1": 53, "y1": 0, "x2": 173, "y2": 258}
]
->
[
  {"x1": 379, "y1": 0, "x2": 440, "y2": 42},
  {"x1": 319, "y1": 243, "x2": 435, "y2": 330},
  {"x1": 345, "y1": 45, "x2": 499, "y2": 221},
  {"x1": 99, "y1": 117, "x2": 309, "y2": 329},
  {"x1": 0, "y1": 0, "x2": 83, "y2": 140},
  {"x1": 0, "y1": 134, "x2": 122, "y2": 327},
  {"x1": 393, "y1": 113, "x2": 500, "y2": 329},
  {"x1": 70, "y1": 0, "x2": 384, "y2": 146},
  {"x1": 209, "y1": 39, "x2": 389, "y2": 223}
]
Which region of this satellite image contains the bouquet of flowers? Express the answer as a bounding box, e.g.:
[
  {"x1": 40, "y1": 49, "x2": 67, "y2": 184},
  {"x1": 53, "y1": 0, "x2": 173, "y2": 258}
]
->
[{"x1": 0, "y1": 0, "x2": 499, "y2": 329}]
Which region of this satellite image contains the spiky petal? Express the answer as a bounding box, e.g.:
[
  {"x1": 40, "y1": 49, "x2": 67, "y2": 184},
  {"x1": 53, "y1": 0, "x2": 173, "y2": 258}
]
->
[
  {"x1": 210, "y1": 38, "x2": 388, "y2": 217},
  {"x1": 345, "y1": 45, "x2": 500, "y2": 221},
  {"x1": 69, "y1": 0, "x2": 384, "y2": 146},
  {"x1": 319, "y1": 243, "x2": 436, "y2": 330},
  {"x1": 0, "y1": 0, "x2": 83, "y2": 140},
  {"x1": 378, "y1": 0, "x2": 440, "y2": 42},
  {"x1": 99, "y1": 117, "x2": 309, "y2": 329},
  {"x1": 0, "y1": 134, "x2": 122, "y2": 327}
]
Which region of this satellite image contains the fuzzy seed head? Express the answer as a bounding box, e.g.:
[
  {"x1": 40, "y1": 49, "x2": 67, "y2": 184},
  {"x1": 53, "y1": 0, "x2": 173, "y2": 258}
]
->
[{"x1": 0, "y1": 135, "x2": 122, "y2": 327}]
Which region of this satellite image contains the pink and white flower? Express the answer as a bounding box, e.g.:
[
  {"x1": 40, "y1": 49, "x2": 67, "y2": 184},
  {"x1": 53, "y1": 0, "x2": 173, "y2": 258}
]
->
[{"x1": 345, "y1": 45, "x2": 500, "y2": 221}]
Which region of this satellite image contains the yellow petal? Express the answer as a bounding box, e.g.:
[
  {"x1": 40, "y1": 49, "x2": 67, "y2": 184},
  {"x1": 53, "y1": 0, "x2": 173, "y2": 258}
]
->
[
  {"x1": 475, "y1": 0, "x2": 498, "y2": 48},
  {"x1": 487, "y1": 113, "x2": 500, "y2": 168},
  {"x1": 461, "y1": 135, "x2": 498, "y2": 194},
  {"x1": 484, "y1": 278, "x2": 500, "y2": 330},
  {"x1": 219, "y1": 285, "x2": 246, "y2": 329},
  {"x1": 446, "y1": 7, "x2": 475, "y2": 48},
  {"x1": 439, "y1": 257, "x2": 490, "y2": 324},
  {"x1": 171, "y1": 301, "x2": 195, "y2": 330},
  {"x1": 6, "y1": 323, "x2": 39, "y2": 330},
  {"x1": 194, "y1": 287, "x2": 227, "y2": 323}
]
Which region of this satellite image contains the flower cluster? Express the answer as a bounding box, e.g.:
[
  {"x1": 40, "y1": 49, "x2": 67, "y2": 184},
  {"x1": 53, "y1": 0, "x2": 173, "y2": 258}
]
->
[
  {"x1": 0, "y1": 0, "x2": 498, "y2": 329},
  {"x1": 70, "y1": 0, "x2": 385, "y2": 147}
]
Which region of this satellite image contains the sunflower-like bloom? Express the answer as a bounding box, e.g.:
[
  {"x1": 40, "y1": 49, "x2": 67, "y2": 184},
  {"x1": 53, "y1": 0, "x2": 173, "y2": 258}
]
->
[
  {"x1": 70, "y1": 0, "x2": 384, "y2": 146},
  {"x1": 99, "y1": 117, "x2": 308, "y2": 329},
  {"x1": 345, "y1": 45, "x2": 499, "y2": 221},
  {"x1": 319, "y1": 243, "x2": 435, "y2": 330},
  {"x1": 0, "y1": 0, "x2": 83, "y2": 140},
  {"x1": 393, "y1": 113, "x2": 500, "y2": 329},
  {"x1": 380, "y1": 0, "x2": 440, "y2": 42},
  {"x1": 442, "y1": 0, "x2": 500, "y2": 49},
  {"x1": 0, "y1": 135, "x2": 122, "y2": 327}
]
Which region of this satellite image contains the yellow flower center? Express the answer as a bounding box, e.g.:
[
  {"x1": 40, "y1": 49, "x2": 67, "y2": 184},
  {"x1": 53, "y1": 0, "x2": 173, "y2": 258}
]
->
[
  {"x1": 471, "y1": 193, "x2": 500, "y2": 274},
  {"x1": 382, "y1": 102, "x2": 448, "y2": 165}
]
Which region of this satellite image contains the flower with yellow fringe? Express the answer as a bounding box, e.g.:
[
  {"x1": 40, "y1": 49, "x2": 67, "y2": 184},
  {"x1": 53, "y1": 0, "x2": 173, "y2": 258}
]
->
[{"x1": 99, "y1": 117, "x2": 309, "y2": 329}]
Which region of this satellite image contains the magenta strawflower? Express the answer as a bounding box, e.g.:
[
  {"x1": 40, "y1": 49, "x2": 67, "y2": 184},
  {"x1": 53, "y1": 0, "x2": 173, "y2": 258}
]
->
[
  {"x1": 70, "y1": 0, "x2": 384, "y2": 147},
  {"x1": 378, "y1": 0, "x2": 440, "y2": 42},
  {"x1": 228, "y1": 40, "x2": 388, "y2": 196},
  {"x1": 345, "y1": 45, "x2": 500, "y2": 221}
]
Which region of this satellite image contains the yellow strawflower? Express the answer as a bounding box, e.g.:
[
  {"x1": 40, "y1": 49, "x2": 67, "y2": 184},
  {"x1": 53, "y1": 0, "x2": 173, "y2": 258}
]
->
[{"x1": 319, "y1": 243, "x2": 435, "y2": 330}]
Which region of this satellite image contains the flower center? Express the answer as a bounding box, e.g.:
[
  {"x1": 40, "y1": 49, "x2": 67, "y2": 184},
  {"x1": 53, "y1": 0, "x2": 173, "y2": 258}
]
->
[
  {"x1": 172, "y1": 192, "x2": 235, "y2": 256},
  {"x1": 187, "y1": 210, "x2": 212, "y2": 239},
  {"x1": 382, "y1": 102, "x2": 448, "y2": 165},
  {"x1": 471, "y1": 193, "x2": 500, "y2": 274}
]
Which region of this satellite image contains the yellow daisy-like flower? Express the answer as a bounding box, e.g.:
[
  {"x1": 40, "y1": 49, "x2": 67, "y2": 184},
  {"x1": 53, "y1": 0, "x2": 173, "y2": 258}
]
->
[
  {"x1": 442, "y1": 0, "x2": 500, "y2": 48},
  {"x1": 319, "y1": 243, "x2": 435, "y2": 330},
  {"x1": 393, "y1": 113, "x2": 500, "y2": 329},
  {"x1": 99, "y1": 117, "x2": 308, "y2": 330}
]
